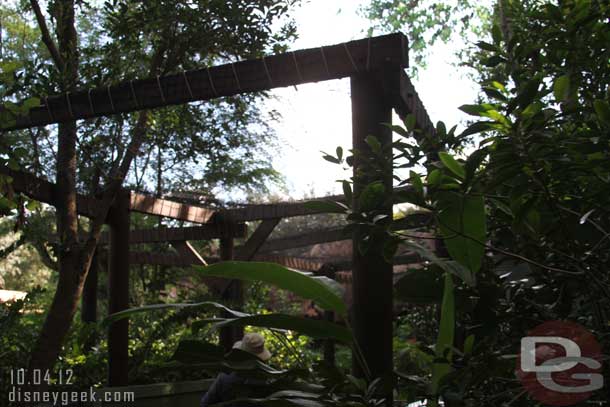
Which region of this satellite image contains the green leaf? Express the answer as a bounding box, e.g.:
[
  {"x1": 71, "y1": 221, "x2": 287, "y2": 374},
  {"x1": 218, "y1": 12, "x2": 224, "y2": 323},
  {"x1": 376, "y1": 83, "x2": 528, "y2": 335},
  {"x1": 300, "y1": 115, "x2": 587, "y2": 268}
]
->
[
  {"x1": 464, "y1": 149, "x2": 488, "y2": 183},
  {"x1": 483, "y1": 87, "x2": 507, "y2": 102},
  {"x1": 521, "y1": 101, "x2": 543, "y2": 119},
  {"x1": 358, "y1": 181, "x2": 386, "y2": 212},
  {"x1": 593, "y1": 100, "x2": 610, "y2": 126},
  {"x1": 104, "y1": 301, "x2": 248, "y2": 325},
  {"x1": 508, "y1": 77, "x2": 541, "y2": 113},
  {"x1": 207, "y1": 314, "x2": 354, "y2": 344},
  {"x1": 405, "y1": 114, "x2": 416, "y2": 131},
  {"x1": 342, "y1": 181, "x2": 352, "y2": 203},
  {"x1": 437, "y1": 191, "x2": 487, "y2": 274},
  {"x1": 475, "y1": 41, "x2": 497, "y2": 52},
  {"x1": 436, "y1": 121, "x2": 447, "y2": 137},
  {"x1": 431, "y1": 273, "x2": 455, "y2": 396},
  {"x1": 438, "y1": 152, "x2": 465, "y2": 180},
  {"x1": 365, "y1": 135, "x2": 381, "y2": 153},
  {"x1": 459, "y1": 121, "x2": 495, "y2": 138},
  {"x1": 482, "y1": 55, "x2": 506, "y2": 67},
  {"x1": 491, "y1": 23, "x2": 502, "y2": 44},
  {"x1": 489, "y1": 81, "x2": 506, "y2": 93},
  {"x1": 322, "y1": 154, "x2": 340, "y2": 164},
  {"x1": 427, "y1": 169, "x2": 441, "y2": 186},
  {"x1": 389, "y1": 124, "x2": 410, "y2": 138},
  {"x1": 553, "y1": 75, "x2": 571, "y2": 101},
  {"x1": 459, "y1": 104, "x2": 488, "y2": 116},
  {"x1": 335, "y1": 146, "x2": 343, "y2": 162},
  {"x1": 172, "y1": 340, "x2": 225, "y2": 363},
  {"x1": 409, "y1": 171, "x2": 424, "y2": 196},
  {"x1": 195, "y1": 262, "x2": 347, "y2": 315},
  {"x1": 22, "y1": 97, "x2": 41, "y2": 111}
]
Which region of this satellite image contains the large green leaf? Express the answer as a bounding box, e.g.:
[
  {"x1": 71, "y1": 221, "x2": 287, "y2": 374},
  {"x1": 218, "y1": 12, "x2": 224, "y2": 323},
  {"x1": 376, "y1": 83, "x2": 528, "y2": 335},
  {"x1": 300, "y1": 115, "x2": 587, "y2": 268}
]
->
[
  {"x1": 172, "y1": 339, "x2": 225, "y2": 363},
  {"x1": 194, "y1": 262, "x2": 347, "y2": 316},
  {"x1": 103, "y1": 301, "x2": 248, "y2": 325},
  {"x1": 593, "y1": 99, "x2": 610, "y2": 126},
  {"x1": 430, "y1": 273, "x2": 455, "y2": 403},
  {"x1": 201, "y1": 314, "x2": 353, "y2": 344},
  {"x1": 438, "y1": 152, "x2": 465, "y2": 180},
  {"x1": 553, "y1": 75, "x2": 570, "y2": 101},
  {"x1": 437, "y1": 191, "x2": 486, "y2": 274}
]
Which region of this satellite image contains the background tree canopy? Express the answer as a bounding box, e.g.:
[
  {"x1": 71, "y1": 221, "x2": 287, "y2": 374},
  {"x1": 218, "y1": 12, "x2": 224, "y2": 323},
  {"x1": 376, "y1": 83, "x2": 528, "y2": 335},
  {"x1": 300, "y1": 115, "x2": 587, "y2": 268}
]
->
[{"x1": 0, "y1": 1, "x2": 608, "y2": 406}]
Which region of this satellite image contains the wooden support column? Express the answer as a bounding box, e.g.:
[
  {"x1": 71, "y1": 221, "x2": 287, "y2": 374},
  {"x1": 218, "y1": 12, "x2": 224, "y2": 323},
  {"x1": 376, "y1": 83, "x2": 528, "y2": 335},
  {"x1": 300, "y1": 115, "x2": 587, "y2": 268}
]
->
[
  {"x1": 107, "y1": 191, "x2": 130, "y2": 386},
  {"x1": 219, "y1": 234, "x2": 242, "y2": 352},
  {"x1": 350, "y1": 73, "x2": 394, "y2": 391},
  {"x1": 81, "y1": 250, "x2": 98, "y2": 323}
]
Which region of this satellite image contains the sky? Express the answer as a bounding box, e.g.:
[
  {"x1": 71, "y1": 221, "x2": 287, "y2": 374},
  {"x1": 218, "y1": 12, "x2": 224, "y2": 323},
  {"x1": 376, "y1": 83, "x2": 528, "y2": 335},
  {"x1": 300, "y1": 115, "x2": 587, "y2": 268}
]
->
[{"x1": 266, "y1": 0, "x2": 480, "y2": 199}]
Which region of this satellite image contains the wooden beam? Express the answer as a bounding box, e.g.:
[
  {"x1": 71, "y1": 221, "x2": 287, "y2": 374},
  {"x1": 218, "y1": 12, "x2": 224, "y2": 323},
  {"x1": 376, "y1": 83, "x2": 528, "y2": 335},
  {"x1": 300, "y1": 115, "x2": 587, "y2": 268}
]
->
[
  {"x1": 1, "y1": 167, "x2": 99, "y2": 218},
  {"x1": 129, "y1": 251, "x2": 326, "y2": 272},
  {"x1": 235, "y1": 218, "x2": 280, "y2": 260},
  {"x1": 2, "y1": 34, "x2": 408, "y2": 131},
  {"x1": 129, "y1": 192, "x2": 216, "y2": 224},
  {"x1": 129, "y1": 251, "x2": 192, "y2": 267},
  {"x1": 221, "y1": 186, "x2": 417, "y2": 222},
  {"x1": 256, "y1": 212, "x2": 432, "y2": 253},
  {"x1": 4, "y1": 166, "x2": 425, "y2": 225},
  {"x1": 393, "y1": 70, "x2": 435, "y2": 135},
  {"x1": 127, "y1": 224, "x2": 247, "y2": 244}
]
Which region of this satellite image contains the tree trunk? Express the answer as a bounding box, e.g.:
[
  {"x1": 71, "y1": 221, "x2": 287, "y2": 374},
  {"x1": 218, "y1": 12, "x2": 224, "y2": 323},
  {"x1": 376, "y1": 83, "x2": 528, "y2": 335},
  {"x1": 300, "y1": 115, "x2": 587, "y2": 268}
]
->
[
  {"x1": 26, "y1": 0, "x2": 152, "y2": 383},
  {"x1": 27, "y1": 0, "x2": 81, "y2": 383}
]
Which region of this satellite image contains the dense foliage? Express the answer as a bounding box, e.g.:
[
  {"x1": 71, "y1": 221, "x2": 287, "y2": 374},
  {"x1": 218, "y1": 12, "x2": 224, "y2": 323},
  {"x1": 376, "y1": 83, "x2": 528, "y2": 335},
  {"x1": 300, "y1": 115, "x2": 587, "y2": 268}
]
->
[{"x1": 341, "y1": 0, "x2": 609, "y2": 405}]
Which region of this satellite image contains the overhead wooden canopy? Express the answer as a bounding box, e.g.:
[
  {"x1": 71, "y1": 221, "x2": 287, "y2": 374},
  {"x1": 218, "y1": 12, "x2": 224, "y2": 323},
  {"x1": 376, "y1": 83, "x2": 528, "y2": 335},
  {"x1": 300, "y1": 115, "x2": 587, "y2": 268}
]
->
[
  {"x1": 3, "y1": 166, "x2": 426, "y2": 224},
  {"x1": 1, "y1": 33, "x2": 408, "y2": 131}
]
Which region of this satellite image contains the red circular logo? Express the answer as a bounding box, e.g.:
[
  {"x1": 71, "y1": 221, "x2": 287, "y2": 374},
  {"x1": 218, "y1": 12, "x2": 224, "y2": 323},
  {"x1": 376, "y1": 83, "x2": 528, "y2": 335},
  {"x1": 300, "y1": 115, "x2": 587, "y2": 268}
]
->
[{"x1": 515, "y1": 320, "x2": 603, "y2": 406}]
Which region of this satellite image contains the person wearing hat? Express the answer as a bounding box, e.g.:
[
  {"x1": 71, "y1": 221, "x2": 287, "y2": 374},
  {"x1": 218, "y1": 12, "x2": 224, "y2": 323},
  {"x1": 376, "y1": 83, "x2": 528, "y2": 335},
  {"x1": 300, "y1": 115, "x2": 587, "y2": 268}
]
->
[{"x1": 200, "y1": 332, "x2": 272, "y2": 407}]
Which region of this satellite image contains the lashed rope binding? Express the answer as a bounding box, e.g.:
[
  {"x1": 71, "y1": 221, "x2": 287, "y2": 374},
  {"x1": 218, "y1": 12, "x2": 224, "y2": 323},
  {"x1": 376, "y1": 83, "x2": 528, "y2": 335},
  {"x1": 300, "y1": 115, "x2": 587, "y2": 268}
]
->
[
  {"x1": 343, "y1": 43, "x2": 358, "y2": 73},
  {"x1": 156, "y1": 76, "x2": 166, "y2": 103},
  {"x1": 65, "y1": 92, "x2": 74, "y2": 119},
  {"x1": 44, "y1": 97, "x2": 54, "y2": 121},
  {"x1": 319, "y1": 47, "x2": 331, "y2": 76},
  {"x1": 231, "y1": 63, "x2": 242, "y2": 92},
  {"x1": 107, "y1": 85, "x2": 116, "y2": 113},
  {"x1": 292, "y1": 51, "x2": 303, "y2": 82},
  {"x1": 182, "y1": 72, "x2": 194, "y2": 99},
  {"x1": 262, "y1": 57, "x2": 273, "y2": 87},
  {"x1": 207, "y1": 68, "x2": 218, "y2": 97},
  {"x1": 130, "y1": 80, "x2": 140, "y2": 108},
  {"x1": 88, "y1": 89, "x2": 95, "y2": 114}
]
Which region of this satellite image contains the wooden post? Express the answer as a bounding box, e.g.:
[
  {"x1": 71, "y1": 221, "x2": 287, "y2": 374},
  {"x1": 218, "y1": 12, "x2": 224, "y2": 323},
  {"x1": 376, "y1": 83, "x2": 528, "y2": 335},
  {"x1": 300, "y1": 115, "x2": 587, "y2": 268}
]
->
[
  {"x1": 219, "y1": 234, "x2": 243, "y2": 352},
  {"x1": 107, "y1": 191, "x2": 130, "y2": 386},
  {"x1": 350, "y1": 73, "x2": 394, "y2": 392},
  {"x1": 323, "y1": 310, "x2": 336, "y2": 365},
  {"x1": 81, "y1": 250, "x2": 98, "y2": 323}
]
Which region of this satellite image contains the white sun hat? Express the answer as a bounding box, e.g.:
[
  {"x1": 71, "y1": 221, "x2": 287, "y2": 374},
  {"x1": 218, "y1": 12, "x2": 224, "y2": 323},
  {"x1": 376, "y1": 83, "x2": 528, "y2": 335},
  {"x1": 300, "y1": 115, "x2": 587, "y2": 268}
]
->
[{"x1": 233, "y1": 332, "x2": 272, "y2": 361}]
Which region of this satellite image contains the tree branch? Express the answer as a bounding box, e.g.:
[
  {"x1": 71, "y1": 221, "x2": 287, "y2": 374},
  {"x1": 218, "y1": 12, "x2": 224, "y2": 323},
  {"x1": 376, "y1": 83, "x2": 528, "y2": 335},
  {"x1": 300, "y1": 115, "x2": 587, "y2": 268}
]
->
[{"x1": 29, "y1": 0, "x2": 64, "y2": 71}]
